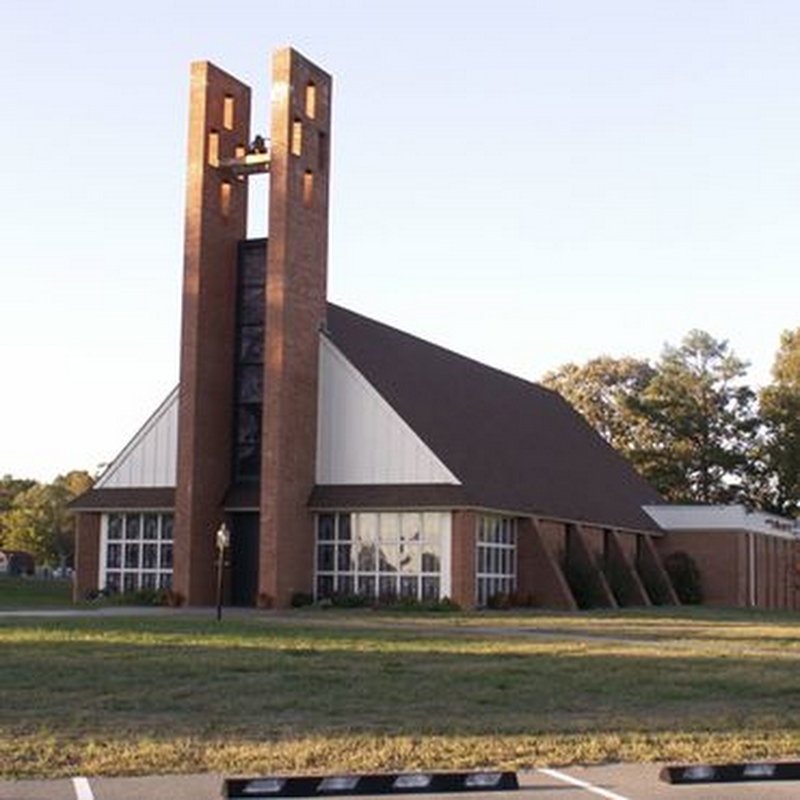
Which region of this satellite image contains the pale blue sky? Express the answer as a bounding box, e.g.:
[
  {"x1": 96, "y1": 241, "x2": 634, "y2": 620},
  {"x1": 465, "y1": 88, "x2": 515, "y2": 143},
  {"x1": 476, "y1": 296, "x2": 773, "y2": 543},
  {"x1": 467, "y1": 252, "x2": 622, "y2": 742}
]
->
[{"x1": 1, "y1": 0, "x2": 798, "y2": 481}]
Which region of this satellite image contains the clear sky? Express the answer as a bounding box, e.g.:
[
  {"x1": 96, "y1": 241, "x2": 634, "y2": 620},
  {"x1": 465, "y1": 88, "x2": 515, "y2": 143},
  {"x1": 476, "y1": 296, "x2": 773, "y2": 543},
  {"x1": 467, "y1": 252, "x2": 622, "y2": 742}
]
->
[{"x1": 1, "y1": 0, "x2": 798, "y2": 482}]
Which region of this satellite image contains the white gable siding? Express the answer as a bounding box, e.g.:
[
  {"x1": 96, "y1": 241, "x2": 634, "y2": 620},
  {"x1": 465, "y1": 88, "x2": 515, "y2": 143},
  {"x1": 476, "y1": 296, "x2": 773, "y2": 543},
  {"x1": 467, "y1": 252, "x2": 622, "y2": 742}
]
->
[
  {"x1": 96, "y1": 387, "x2": 179, "y2": 488},
  {"x1": 317, "y1": 337, "x2": 460, "y2": 485}
]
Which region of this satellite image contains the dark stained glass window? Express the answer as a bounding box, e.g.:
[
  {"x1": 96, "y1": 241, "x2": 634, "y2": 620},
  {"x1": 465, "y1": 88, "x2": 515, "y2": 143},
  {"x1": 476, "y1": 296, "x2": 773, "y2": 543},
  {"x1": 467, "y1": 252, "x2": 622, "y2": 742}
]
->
[{"x1": 233, "y1": 241, "x2": 267, "y2": 482}]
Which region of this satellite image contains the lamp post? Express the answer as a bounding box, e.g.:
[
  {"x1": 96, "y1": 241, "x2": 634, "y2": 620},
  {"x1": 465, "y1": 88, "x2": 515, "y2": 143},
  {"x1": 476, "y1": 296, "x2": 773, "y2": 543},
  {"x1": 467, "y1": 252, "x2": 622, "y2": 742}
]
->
[{"x1": 215, "y1": 522, "x2": 230, "y2": 622}]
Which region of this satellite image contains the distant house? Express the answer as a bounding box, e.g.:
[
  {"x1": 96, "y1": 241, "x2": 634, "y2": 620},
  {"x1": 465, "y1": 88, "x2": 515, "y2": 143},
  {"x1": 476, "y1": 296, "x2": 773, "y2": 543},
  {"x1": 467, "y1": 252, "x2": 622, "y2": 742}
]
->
[{"x1": 0, "y1": 549, "x2": 36, "y2": 577}]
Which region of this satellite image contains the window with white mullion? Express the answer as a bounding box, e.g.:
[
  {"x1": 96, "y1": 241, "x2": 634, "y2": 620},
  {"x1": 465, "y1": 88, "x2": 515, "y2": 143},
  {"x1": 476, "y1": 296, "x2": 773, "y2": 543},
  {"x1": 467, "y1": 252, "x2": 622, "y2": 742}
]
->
[
  {"x1": 102, "y1": 512, "x2": 174, "y2": 594},
  {"x1": 315, "y1": 511, "x2": 447, "y2": 603},
  {"x1": 475, "y1": 514, "x2": 517, "y2": 607}
]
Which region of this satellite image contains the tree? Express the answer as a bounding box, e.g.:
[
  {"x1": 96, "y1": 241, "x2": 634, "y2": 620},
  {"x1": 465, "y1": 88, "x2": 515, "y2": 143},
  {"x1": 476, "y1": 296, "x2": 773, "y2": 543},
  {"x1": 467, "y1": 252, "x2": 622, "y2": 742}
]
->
[
  {"x1": 0, "y1": 474, "x2": 38, "y2": 545},
  {"x1": 0, "y1": 475, "x2": 37, "y2": 514},
  {"x1": 631, "y1": 330, "x2": 760, "y2": 504},
  {"x1": 758, "y1": 328, "x2": 800, "y2": 517},
  {"x1": 2, "y1": 471, "x2": 93, "y2": 566},
  {"x1": 542, "y1": 356, "x2": 657, "y2": 457}
]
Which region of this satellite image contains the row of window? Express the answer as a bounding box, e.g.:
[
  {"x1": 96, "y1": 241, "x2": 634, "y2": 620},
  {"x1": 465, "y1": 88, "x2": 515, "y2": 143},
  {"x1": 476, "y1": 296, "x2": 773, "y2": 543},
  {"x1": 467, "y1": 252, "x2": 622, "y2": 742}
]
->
[
  {"x1": 107, "y1": 512, "x2": 173, "y2": 541},
  {"x1": 99, "y1": 511, "x2": 517, "y2": 605}
]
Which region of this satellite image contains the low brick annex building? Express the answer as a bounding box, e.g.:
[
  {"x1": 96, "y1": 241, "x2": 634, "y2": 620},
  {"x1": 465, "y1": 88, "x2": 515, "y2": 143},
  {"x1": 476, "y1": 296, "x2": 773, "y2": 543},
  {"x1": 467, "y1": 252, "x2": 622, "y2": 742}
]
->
[{"x1": 72, "y1": 48, "x2": 798, "y2": 611}]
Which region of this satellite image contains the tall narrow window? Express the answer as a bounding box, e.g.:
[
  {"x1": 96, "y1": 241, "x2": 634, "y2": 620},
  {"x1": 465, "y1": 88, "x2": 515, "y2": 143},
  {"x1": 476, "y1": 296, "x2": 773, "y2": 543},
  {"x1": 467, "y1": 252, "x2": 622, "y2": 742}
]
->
[
  {"x1": 291, "y1": 119, "x2": 303, "y2": 156},
  {"x1": 233, "y1": 242, "x2": 266, "y2": 482},
  {"x1": 302, "y1": 170, "x2": 314, "y2": 207},
  {"x1": 223, "y1": 94, "x2": 235, "y2": 130},
  {"x1": 207, "y1": 131, "x2": 220, "y2": 167},
  {"x1": 317, "y1": 131, "x2": 328, "y2": 172},
  {"x1": 220, "y1": 181, "x2": 232, "y2": 217},
  {"x1": 475, "y1": 515, "x2": 517, "y2": 607},
  {"x1": 305, "y1": 82, "x2": 316, "y2": 118}
]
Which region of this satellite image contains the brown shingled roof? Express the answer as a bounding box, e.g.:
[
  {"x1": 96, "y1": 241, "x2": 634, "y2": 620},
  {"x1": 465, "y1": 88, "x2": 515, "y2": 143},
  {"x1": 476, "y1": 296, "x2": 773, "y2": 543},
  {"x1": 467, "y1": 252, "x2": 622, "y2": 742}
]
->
[
  {"x1": 70, "y1": 277, "x2": 663, "y2": 534},
  {"x1": 324, "y1": 303, "x2": 664, "y2": 533},
  {"x1": 70, "y1": 487, "x2": 175, "y2": 511},
  {"x1": 309, "y1": 483, "x2": 467, "y2": 510}
]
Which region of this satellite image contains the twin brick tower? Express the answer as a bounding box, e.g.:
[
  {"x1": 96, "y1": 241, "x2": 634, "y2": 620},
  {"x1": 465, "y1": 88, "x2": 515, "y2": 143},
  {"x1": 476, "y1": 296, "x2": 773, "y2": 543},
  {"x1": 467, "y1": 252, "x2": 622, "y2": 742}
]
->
[
  {"x1": 72, "y1": 48, "x2": 799, "y2": 612},
  {"x1": 175, "y1": 49, "x2": 331, "y2": 606}
]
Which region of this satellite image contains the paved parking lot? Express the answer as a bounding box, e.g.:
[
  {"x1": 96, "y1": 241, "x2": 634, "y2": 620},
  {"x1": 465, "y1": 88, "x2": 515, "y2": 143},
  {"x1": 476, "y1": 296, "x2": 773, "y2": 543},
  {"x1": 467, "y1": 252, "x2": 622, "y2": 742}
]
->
[{"x1": 3, "y1": 764, "x2": 800, "y2": 800}]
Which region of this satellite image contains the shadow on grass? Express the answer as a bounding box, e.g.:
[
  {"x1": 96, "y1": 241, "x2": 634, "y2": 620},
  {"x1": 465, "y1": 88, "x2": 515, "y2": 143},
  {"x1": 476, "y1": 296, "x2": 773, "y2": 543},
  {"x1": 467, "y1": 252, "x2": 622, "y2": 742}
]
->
[{"x1": 3, "y1": 616, "x2": 800, "y2": 742}]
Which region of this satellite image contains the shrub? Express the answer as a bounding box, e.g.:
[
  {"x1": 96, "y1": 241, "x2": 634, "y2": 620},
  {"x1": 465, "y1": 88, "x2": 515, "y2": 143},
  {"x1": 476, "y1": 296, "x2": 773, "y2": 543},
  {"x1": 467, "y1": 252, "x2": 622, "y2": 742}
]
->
[
  {"x1": 165, "y1": 588, "x2": 185, "y2": 607},
  {"x1": 509, "y1": 591, "x2": 536, "y2": 608},
  {"x1": 663, "y1": 551, "x2": 703, "y2": 604},
  {"x1": 330, "y1": 593, "x2": 370, "y2": 608},
  {"x1": 105, "y1": 588, "x2": 170, "y2": 606},
  {"x1": 290, "y1": 591, "x2": 315, "y2": 608},
  {"x1": 375, "y1": 595, "x2": 460, "y2": 613},
  {"x1": 564, "y1": 560, "x2": 603, "y2": 609},
  {"x1": 486, "y1": 592, "x2": 512, "y2": 610}
]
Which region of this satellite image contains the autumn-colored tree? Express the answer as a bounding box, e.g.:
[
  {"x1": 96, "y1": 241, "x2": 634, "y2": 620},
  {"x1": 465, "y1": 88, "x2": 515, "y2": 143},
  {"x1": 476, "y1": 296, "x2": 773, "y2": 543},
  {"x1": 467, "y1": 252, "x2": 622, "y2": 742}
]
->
[
  {"x1": 0, "y1": 474, "x2": 37, "y2": 545},
  {"x1": 2, "y1": 471, "x2": 93, "y2": 566},
  {"x1": 543, "y1": 331, "x2": 763, "y2": 505},
  {"x1": 541, "y1": 356, "x2": 657, "y2": 457}
]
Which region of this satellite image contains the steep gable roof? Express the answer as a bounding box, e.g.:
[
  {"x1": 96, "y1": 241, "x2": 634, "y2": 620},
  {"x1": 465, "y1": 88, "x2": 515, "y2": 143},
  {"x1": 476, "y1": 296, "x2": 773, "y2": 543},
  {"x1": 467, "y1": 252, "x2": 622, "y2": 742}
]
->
[{"x1": 325, "y1": 303, "x2": 663, "y2": 532}]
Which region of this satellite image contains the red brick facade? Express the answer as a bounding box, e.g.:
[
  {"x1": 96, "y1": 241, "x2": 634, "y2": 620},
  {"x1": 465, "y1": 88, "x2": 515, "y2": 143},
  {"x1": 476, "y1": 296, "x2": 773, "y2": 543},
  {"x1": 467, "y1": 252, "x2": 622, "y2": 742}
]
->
[
  {"x1": 259, "y1": 50, "x2": 333, "y2": 607},
  {"x1": 450, "y1": 511, "x2": 477, "y2": 607},
  {"x1": 72, "y1": 49, "x2": 796, "y2": 615},
  {"x1": 657, "y1": 529, "x2": 798, "y2": 610},
  {"x1": 73, "y1": 513, "x2": 101, "y2": 601},
  {"x1": 450, "y1": 513, "x2": 672, "y2": 610},
  {"x1": 173, "y1": 62, "x2": 251, "y2": 605},
  {"x1": 517, "y1": 518, "x2": 577, "y2": 610}
]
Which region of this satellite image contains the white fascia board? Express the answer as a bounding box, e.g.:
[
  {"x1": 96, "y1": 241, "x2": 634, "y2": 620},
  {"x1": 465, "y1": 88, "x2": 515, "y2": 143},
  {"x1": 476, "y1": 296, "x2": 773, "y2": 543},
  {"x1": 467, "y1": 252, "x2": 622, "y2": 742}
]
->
[{"x1": 643, "y1": 504, "x2": 798, "y2": 540}]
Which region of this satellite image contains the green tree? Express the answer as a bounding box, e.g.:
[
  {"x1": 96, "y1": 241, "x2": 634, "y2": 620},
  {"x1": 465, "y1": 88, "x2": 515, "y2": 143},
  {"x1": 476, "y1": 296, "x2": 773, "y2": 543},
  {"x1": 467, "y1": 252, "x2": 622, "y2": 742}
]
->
[
  {"x1": 0, "y1": 474, "x2": 37, "y2": 514},
  {"x1": 2, "y1": 471, "x2": 93, "y2": 566},
  {"x1": 632, "y1": 330, "x2": 759, "y2": 504},
  {"x1": 758, "y1": 328, "x2": 800, "y2": 517},
  {"x1": 0, "y1": 474, "x2": 38, "y2": 545},
  {"x1": 542, "y1": 356, "x2": 658, "y2": 459}
]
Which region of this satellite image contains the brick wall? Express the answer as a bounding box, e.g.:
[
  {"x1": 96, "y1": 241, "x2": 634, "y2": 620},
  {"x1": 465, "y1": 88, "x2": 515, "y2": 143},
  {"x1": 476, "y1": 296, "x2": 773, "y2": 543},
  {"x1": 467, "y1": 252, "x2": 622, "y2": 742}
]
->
[
  {"x1": 450, "y1": 510, "x2": 477, "y2": 608},
  {"x1": 174, "y1": 61, "x2": 251, "y2": 605},
  {"x1": 658, "y1": 530, "x2": 745, "y2": 607},
  {"x1": 259, "y1": 49, "x2": 333, "y2": 606},
  {"x1": 517, "y1": 518, "x2": 577, "y2": 610},
  {"x1": 73, "y1": 513, "x2": 100, "y2": 602}
]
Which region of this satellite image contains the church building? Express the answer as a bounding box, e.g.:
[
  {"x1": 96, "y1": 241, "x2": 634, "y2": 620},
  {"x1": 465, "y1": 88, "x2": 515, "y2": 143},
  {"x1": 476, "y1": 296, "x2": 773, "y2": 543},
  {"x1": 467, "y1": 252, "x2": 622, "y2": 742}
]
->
[{"x1": 72, "y1": 48, "x2": 797, "y2": 611}]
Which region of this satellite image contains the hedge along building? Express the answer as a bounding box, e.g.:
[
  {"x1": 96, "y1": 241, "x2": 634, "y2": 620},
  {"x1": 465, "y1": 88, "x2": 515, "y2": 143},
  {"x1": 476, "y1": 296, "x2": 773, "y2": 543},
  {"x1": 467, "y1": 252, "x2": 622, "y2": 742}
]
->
[{"x1": 72, "y1": 48, "x2": 683, "y2": 610}]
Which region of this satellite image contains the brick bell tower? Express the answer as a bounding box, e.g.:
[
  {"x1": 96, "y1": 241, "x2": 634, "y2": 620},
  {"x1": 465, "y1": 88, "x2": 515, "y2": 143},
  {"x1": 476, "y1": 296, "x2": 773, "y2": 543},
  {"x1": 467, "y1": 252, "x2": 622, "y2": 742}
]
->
[
  {"x1": 260, "y1": 50, "x2": 332, "y2": 607},
  {"x1": 173, "y1": 49, "x2": 332, "y2": 606}
]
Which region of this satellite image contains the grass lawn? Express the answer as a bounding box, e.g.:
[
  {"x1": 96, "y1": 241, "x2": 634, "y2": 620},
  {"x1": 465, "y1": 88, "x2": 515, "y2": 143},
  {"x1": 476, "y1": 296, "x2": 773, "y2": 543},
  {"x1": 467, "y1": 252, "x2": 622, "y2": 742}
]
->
[
  {"x1": 0, "y1": 576, "x2": 73, "y2": 608},
  {"x1": 2, "y1": 607, "x2": 800, "y2": 778}
]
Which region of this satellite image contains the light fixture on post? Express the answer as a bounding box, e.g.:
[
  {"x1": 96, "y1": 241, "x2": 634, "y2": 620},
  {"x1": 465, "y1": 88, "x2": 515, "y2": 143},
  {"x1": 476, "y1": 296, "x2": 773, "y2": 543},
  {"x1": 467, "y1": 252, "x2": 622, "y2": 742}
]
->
[{"x1": 216, "y1": 522, "x2": 230, "y2": 622}]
